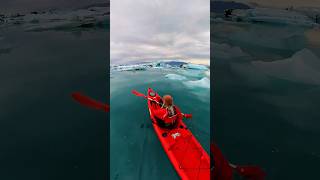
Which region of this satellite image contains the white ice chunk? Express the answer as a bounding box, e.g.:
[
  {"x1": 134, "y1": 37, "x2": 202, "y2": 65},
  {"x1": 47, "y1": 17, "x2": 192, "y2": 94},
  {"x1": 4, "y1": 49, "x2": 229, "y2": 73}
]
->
[
  {"x1": 165, "y1": 74, "x2": 187, "y2": 80},
  {"x1": 111, "y1": 64, "x2": 148, "y2": 71},
  {"x1": 233, "y1": 8, "x2": 316, "y2": 27},
  {"x1": 205, "y1": 70, "x2": 210, "y2": 77},
  {"x1": 179, "y1": 69, "x2": 206, "y2": 78},
  {"x1": 252, "y1": 49, "x2": 320, "y2": 85},
  {"x1": 182, "y1": 64, "x2": 208, "y2": 70},
  {"x1": 183, "y1": 77, "x2": 210, "y2": 89},
  {"x1": 2, "y1": 6, "x2": 109, "y2": 31},
  {"x1": 212, "y1": 42, "x2": 249, "y2": 60}
]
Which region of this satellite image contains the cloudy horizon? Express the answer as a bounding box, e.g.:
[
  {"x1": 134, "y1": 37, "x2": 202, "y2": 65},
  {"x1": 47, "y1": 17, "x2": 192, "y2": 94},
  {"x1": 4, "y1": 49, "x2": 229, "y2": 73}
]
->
[{"x1": 111, "y1": 0, "x2": 210, "y2": 65}]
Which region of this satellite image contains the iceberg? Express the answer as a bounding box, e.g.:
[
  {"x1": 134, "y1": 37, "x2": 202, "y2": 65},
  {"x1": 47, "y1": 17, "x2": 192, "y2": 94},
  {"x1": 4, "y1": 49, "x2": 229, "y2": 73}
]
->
[
  {"x1": 212, "y1": 42, "x2": 249, "y2": 60},
  {"x1": 252, "y1": 49, "x2": 320, "y2": 85},
  {"x1": 165, "y1": 74, "x2": 187, "y2": 81},
  {"x1": 232, "y1": 8, "x2": 317, "y2": 27},
  {"x1": 0, "y1": 6, "x2": 109, "y2": 32},
  {"x1": 111, "y1": 60, "x2": 203, "y2": 72},
  {"x1": 154, "y1": 60, "x2": 187, "y2": 69},
  {"x1": 205, "y1": 70, "x2": 210, "y2": 77},
  {"x1": 212, "y1": 19, "x2": 308, "y2": 59},
  {"x1": 111, "y1": 64, "x2": 148, "y2": 72},
  {"x1": 179, "y1": 69, "x2": 206, "y2": 78},
  {"x1": 181, "y1": 63, "x2": 208, "y2": 70},
  {"x1": 183, "y1": 77, "x2": 210, "y2": 89}
]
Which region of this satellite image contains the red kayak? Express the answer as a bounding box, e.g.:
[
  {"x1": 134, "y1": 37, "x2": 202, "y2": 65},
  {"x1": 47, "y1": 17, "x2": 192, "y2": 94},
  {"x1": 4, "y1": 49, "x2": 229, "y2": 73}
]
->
[{"x1": 143, "y1": 88, "x2": 210, "y2": 179}]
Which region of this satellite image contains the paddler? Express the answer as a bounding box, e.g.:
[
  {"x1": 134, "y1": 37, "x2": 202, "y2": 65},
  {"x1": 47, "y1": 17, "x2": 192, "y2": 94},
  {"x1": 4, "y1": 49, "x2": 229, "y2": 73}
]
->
[
  {"x1": 162, "y1": 95, "x2": 175, "y2": 117},
  {"x1": 153, "y1": 94, "x2": 181, "y2": 128}
]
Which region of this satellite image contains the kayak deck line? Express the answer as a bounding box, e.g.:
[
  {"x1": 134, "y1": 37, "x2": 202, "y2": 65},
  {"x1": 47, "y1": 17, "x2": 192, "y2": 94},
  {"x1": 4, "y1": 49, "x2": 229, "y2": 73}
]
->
[{"x1": 145, "y1": 88, "x2": 210, "y2": 180}]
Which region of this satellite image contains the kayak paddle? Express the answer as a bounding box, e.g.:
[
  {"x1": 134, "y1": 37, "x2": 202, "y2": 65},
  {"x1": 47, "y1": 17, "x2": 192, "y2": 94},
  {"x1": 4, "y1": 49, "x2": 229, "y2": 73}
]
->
[
  {"x1": 182, "y1": 113, "x2": 192, "y2": 119},
  {"x1": 232, "y1": 165, "x2": 266, "y2": 180},
  {"x1": 132, "y1": 89, "x2": 160, "y2": 102},
  {"x1": 211, "y1": 143, "x2": 266, "y2": 180},
  {"x1": 71, "y1": 92, "x2": 109, "y2": 112},
  {"x1": 132, "y1": 89, "x2": 192, "y2": 118},
  {"x1": 132, "y1": 89, "x2": 148, "y2": 98}
]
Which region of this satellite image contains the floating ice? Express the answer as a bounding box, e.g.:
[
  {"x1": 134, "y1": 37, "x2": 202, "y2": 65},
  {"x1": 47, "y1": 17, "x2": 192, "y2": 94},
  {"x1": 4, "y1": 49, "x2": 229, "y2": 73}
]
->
[
  {"x1": 212, "y1": 18, "x2": 225, "y2": 23},
  {"x1": 111, "y1": 61, "x2": 210, "y2": 90},
  {"x1": 212, "y1": 42, "x2": 249, "y2": 60},
  {"x1": 0, "y1": 6, "x2": 109, "y2": 32},
  {"x1": 183, "y1": 77, "x2": 210, "y2": 89},
  {"x1": 205, "y1": 70, "x2": 210, "y2": 77},
  {"x1": 295, "y1": 7, "x2": 320, "y2": 21},
  {"x1": 157, "y1": 60, "x2": 187, "y2": 68},
  {"x1": 212, "y1": 20, "x2": 308, "y2": 60},
  {"x1": 165, "y1": 74, "x2": 187, "y2": 81},
  {"x1": 111, "y1": 64, "x2": 148, "y2": 72},
  {"x1": 179, "y1": 69, "x2": 206, "y2": 78},
  {"x1": 111, "y1": 60, "x2": 192, "y2": 72},
  {"x1": 252, "y1": 49, "x2": 320, "y2": 85},
  {"x1": 232, "y1": 8, "x2": 317, "y2": 27},
  {"x1": 182, "y1": 64, "x2": 208, "y2": 70}
]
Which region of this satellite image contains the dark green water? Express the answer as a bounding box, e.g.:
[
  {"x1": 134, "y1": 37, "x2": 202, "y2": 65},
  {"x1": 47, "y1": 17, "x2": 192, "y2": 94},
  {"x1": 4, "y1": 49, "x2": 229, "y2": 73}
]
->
[
  {"x1": 0, "y1": 28, "x2": 108, "y2": 179},
  {"x1": 213, "y1": 22, "x2": 320, "y2": 179},
  {"x1": 110, "y1": 69, "x2": 210, "y2": 180}
]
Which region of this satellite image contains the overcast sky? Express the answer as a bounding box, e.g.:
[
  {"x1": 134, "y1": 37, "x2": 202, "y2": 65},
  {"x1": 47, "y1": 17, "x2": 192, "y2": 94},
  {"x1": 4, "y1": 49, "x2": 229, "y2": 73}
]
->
[{"x1": 111, "y1": 0, "x2": 210, "y2": 65}]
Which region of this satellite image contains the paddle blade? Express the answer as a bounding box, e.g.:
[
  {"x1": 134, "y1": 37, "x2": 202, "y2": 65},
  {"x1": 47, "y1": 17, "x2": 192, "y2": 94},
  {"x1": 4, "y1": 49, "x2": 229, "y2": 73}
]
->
[
  {"x1": 131, "y1": 90, "x2": 147, "y2": 98},
  {"x1": 72, "y1": 92, "x2": 109, "y2": 112},
  {"x1": 234, "y1": 165, "x2": 266, "y2": 180},
  {"x1": 211, "y1": 143, "x2": 233, "y2": 180},
  {"x1": 184, "y1": 114, "x2": 192, "y2": 118}
]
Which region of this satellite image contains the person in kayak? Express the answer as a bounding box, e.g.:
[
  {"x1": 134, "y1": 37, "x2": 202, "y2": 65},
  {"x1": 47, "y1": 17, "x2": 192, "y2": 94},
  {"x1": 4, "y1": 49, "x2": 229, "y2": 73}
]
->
[
  {"x1": 162, "y1": 95, "x2": 175, "y2": 116},
  {"x1": 153, "y1": 94, "x2": 182, "y2": 128}
]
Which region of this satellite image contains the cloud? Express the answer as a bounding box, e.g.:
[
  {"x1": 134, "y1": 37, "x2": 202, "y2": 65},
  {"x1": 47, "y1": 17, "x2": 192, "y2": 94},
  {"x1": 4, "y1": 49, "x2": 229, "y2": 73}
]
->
[{"x1": 111, "y1": 0, "x2": 210, "y2": 64}]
